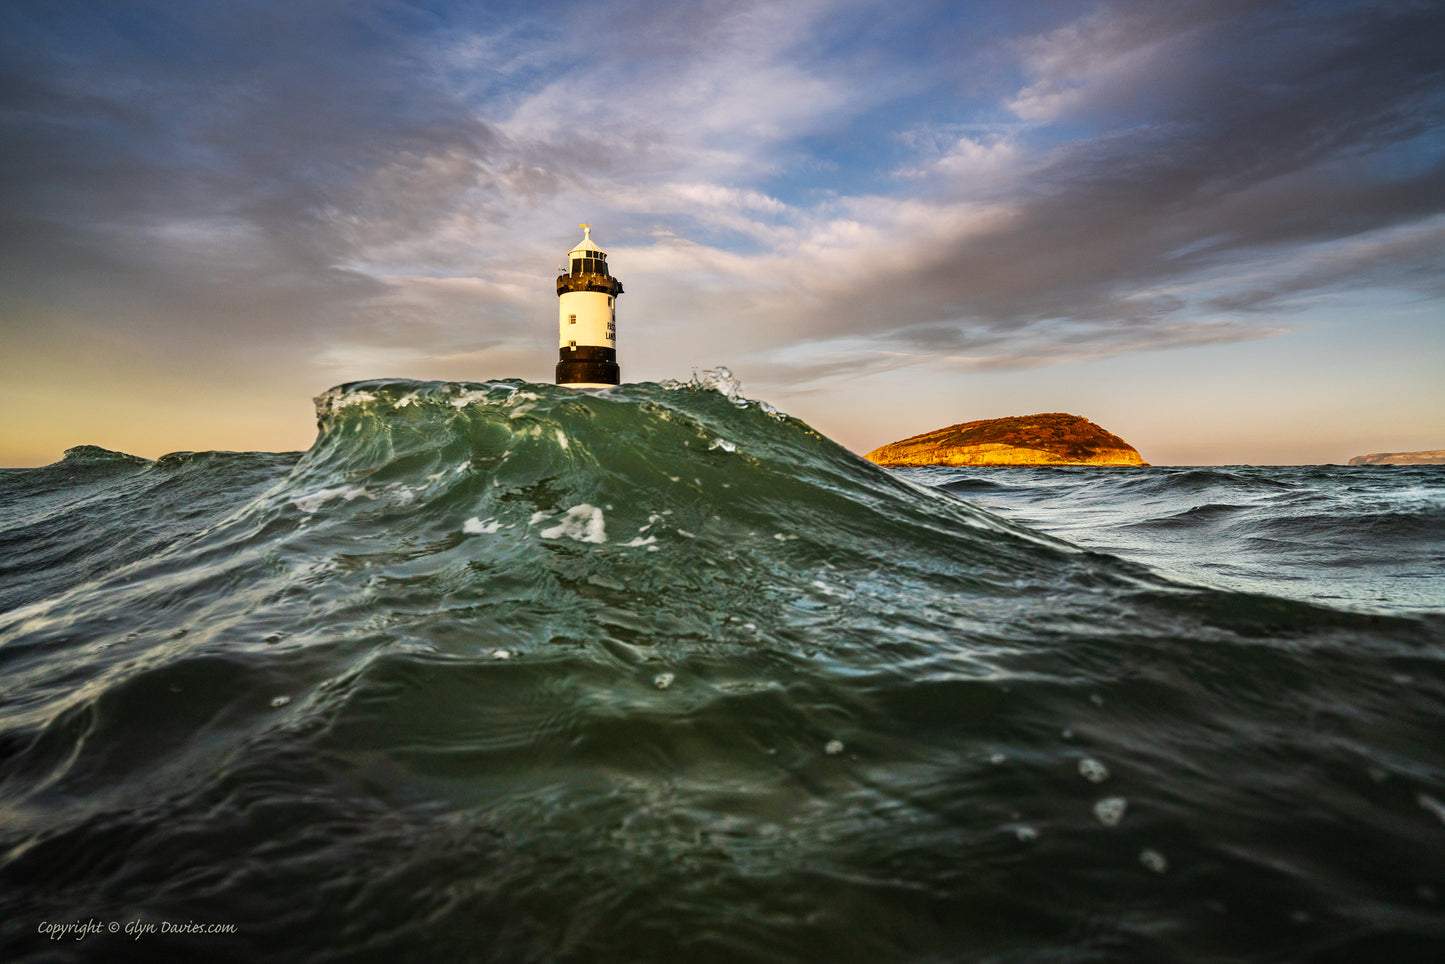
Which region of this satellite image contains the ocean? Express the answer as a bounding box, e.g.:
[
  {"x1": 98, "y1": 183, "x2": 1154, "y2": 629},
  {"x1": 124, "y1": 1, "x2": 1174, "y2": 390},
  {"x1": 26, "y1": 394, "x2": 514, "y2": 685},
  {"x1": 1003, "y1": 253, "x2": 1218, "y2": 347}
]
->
[{"x1": 2, "y1": 372, "x2": 1443, "y2": 963}]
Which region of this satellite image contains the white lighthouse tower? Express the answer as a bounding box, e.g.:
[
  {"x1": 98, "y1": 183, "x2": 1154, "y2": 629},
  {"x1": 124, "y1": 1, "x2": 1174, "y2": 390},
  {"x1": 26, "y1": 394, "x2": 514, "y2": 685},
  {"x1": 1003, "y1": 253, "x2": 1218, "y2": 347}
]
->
[{"x1": 555, "y1": 224, "x2": 622, "y2": 387}]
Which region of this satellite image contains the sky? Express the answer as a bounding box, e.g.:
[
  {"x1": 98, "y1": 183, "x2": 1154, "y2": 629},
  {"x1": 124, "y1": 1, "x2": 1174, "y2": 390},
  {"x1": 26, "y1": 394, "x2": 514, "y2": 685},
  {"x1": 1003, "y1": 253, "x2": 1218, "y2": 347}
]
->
[{"x1": 2, "y1": 0, "x2": 1443, "y2": 466}]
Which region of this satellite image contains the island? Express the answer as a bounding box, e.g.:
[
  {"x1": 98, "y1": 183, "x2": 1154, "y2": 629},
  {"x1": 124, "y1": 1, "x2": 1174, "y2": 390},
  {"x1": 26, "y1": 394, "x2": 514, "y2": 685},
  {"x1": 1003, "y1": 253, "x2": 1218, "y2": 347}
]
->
[
  {"x1": 865, "y1": 413, "x2": 1147, "y2": 467},
  {"x1": 1347, "y1": 450, "x2": 1445, "y2": 466}
]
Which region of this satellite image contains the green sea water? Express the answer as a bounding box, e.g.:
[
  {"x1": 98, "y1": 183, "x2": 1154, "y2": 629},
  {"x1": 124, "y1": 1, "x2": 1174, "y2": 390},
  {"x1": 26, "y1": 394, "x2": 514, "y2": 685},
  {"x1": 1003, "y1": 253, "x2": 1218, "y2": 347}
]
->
[{"x1": 2, "y1": 373, "x2": 1443, "y2": 962}]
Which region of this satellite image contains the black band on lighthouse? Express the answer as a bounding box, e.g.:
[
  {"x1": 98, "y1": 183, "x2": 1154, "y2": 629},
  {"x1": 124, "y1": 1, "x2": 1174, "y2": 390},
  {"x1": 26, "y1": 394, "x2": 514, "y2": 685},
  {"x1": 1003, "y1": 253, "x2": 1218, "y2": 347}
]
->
[
  {"x1": 558, "y1": 346, "x2": 616, "y2": 363},
  {"x1": 557, "y1": 357, "x2": 620, "y2": 385}
]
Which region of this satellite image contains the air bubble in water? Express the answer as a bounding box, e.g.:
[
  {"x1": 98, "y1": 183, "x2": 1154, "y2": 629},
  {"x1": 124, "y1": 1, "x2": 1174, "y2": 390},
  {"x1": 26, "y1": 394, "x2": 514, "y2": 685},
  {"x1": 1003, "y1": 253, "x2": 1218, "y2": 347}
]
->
[
  {"x1": 1139, "y1": 848, "x2": 1168, "y2": 873},
  {"x1": 1078, "y1": 758, "x2": 1110, "y2": 783},
  {"x1": 825, "y1": 739, "x2": 844, "y2": 755},
  {"x1": 1093, "y1": 796, "x2": 1127, "y2": 826}
]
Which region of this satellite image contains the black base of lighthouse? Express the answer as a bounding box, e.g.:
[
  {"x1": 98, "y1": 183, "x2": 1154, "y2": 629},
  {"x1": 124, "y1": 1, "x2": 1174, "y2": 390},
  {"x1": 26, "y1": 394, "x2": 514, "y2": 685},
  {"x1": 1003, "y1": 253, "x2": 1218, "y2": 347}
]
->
[{"x1": 556, "y1": 345, "x2": 619, "y2": 386}]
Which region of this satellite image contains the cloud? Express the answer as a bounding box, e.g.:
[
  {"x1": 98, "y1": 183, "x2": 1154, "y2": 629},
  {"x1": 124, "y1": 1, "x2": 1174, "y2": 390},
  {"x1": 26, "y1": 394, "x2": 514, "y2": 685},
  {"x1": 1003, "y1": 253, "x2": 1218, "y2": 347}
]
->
[
  {"x1": 1, "y1": 0, "x2": 1442, "y2": 414},
  {"x1": 693, "y1": 0, "x2": 1445, "y2": 386}
]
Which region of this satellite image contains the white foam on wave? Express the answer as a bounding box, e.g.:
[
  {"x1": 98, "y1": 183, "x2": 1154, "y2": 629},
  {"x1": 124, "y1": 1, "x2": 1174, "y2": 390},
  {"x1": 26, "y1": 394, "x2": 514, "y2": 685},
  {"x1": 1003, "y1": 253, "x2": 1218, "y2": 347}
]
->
[
  {"x1": 463, "y1": 517, "x2": 503, "y2": 535},
  {"x1": 710, "y1": 438, "x2": 737, "y2": 453},
  {"x1": 1094, "y1": 796, "x2": 1128, "y2": 826},
  {"x1": 1139, "y1": 848, "x2": 1168, "y2": 873},
  {"x1": 448, "y1": 390, "x2": 491, "y2": 408},
  {"x1": 293, "y1": 486, "x2": 373, "y2": 514},
  {"x1": 1078, "y1": 758, "x2": 1110, "y2": 783},
  {"x1": 331, "y1": 390, "x2": 376, "y2": 410},
  {"x1": 623, "y1": 535, "x2": 657, "y2": 548},
  {"x1": 540, "y1": 504, "x2": 606, "y2": 543},
  {"x1": 556, "y1": 429, "x2": 569, "y2": 450}
]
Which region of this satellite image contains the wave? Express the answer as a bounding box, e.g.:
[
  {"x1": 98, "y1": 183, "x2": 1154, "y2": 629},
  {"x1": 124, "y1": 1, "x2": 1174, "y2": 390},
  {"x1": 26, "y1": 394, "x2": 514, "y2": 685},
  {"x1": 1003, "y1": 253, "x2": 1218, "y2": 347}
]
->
[{"x1": 2, "y1": 374, "x2": 1444, "y2": 962}]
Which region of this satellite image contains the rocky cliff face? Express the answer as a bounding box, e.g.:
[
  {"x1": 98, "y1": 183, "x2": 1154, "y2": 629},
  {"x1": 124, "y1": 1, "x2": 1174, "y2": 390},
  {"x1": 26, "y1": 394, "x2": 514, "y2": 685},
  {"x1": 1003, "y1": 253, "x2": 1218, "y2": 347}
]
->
[
  {"x1": 865, "y1": 413, "x2": 1147, "y2": 467},
  {"x1": 1348, "y1": 450, "x2": 1445, "y2": 465}
]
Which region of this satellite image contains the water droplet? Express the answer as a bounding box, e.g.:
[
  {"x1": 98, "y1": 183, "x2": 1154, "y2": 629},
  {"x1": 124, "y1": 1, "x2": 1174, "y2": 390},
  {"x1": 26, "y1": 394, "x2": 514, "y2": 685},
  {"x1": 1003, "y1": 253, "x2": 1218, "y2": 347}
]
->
[
  {"x1": 989, "y1": 752, "x2": 1006, "y2": 764},
  {"x1": 825, "y1": 739, "x2": 845, "y2": 755},
  {"x1": 1139, "y1": 848, "x2": 1168, "y2": 873},
  {"x1": 653, "y1": 672, "x2": 674, "y2": 690},
  {"x1": 1078, "y1": 758, "x2": 1110, "y2": 783},
  {"x1": 1015, "y1": 826, "x2": 1039, "y2": 842},
  {"x1": 1061, "y1": 728, "x2": 1074, "y2": 740},
  {"x1": 270, "y1": 696, "x2": 291, "y2": 708},
  {"x1": 1093, "y1": 796, "x2": 1127, "y2": 826}
]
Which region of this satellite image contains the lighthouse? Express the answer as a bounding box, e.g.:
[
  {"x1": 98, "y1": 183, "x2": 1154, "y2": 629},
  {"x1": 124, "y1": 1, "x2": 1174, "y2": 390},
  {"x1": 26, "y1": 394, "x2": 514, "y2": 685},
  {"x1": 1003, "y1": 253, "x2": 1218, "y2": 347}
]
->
[{"x1": 555, "y1": 224, "x2": 623, "y2": 388}]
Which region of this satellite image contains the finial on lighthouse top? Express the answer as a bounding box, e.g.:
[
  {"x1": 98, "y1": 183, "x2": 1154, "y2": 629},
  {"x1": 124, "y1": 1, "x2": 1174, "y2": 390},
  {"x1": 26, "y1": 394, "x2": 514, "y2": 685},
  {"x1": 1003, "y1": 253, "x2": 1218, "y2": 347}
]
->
[{"x1": 569, "y1": 223, "x2": 603, "y2": 258}]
